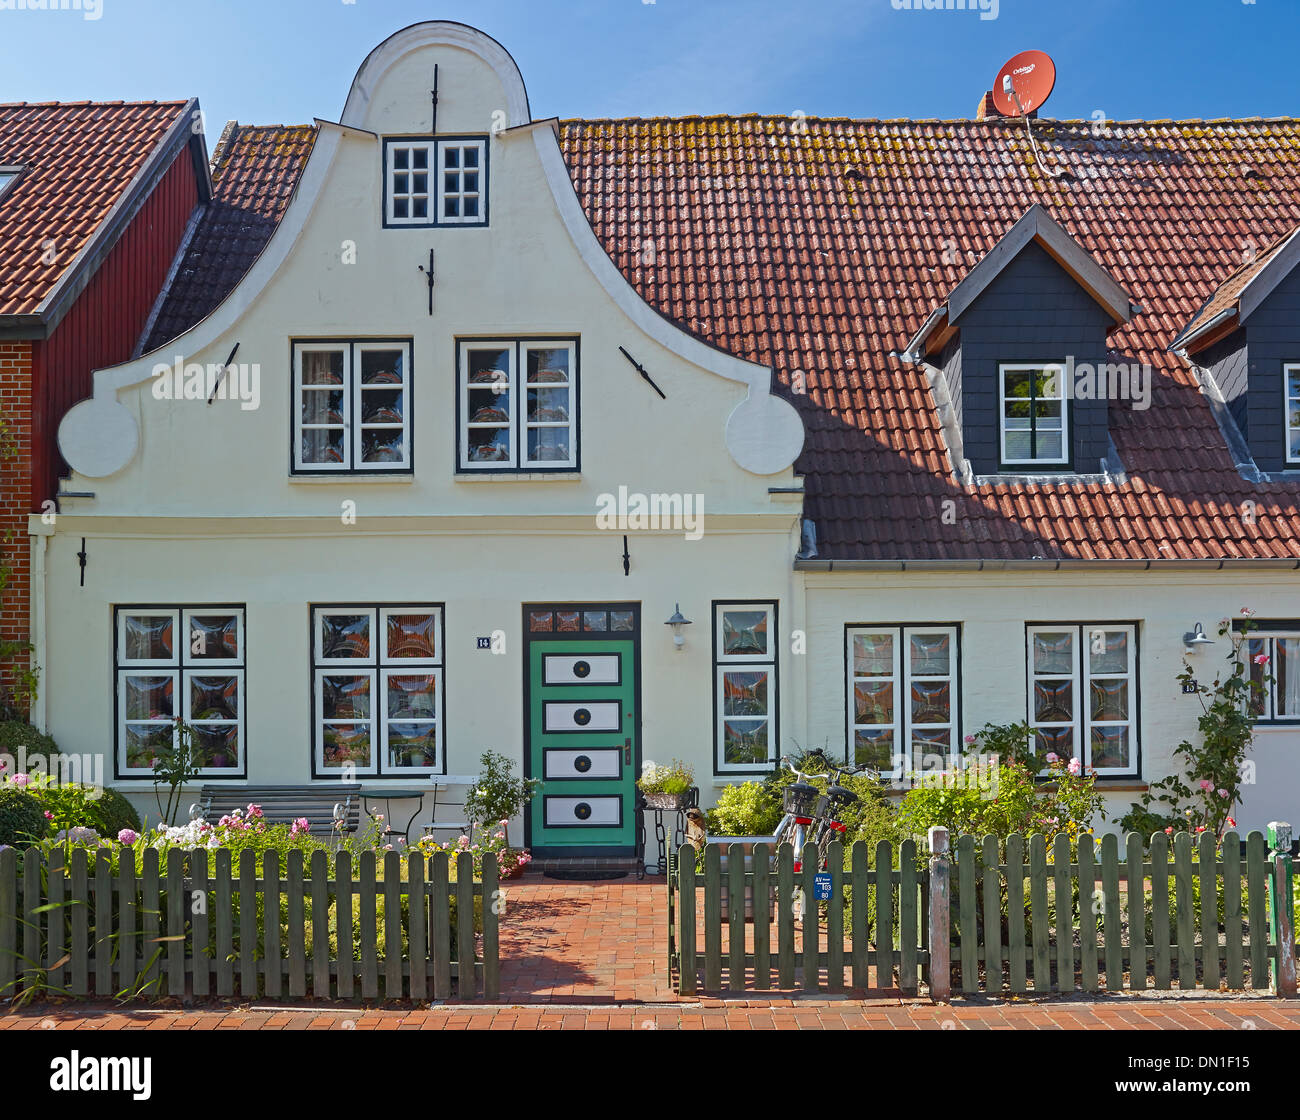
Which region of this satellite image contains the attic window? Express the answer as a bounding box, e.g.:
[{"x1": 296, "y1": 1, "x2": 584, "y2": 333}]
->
[
  {"x1": 383, "y1": 137, "x2": 487, "y2": 228},
  {"x1": 1000, "y1": 363, "x2": 1069, "y2": 468},
  {"x1": 1287, "y1": 364, "x2": 1300, "y2": 465},
  {"x1": 0, "y1": 167, "x2": 21, "y2": 201}
]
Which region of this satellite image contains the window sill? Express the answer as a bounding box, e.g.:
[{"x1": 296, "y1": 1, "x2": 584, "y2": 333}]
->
[
  {"x1": 288, "y1": 474, "x2": 414, "y2": 485},
  {"x1": 455, "y1": 472, "x2": 582, "y2": 483}
]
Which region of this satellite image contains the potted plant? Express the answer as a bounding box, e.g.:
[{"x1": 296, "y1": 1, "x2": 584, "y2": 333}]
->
[
  {"x1": 464, "y1": 750, "x2": 542, "y2": 847},
  {"x1": 638, "y1": 759, "x2": 695, "y2": 810}
]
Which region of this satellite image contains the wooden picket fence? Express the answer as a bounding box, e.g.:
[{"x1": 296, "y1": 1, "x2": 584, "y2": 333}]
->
[
  {"x1": 668, "y1": 829, "x2": 1298, "y2": 997},
  {"x1": 0, "y1": 846, "x2": 500, "y2": 1002}
]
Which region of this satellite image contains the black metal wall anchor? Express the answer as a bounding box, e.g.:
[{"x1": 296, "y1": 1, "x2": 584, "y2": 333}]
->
[
  {"x1": 77, "y1": 538, "x2": 87, "y2": 586},
  {"x1": 206, "y1": 341, "x2": 241, "y2": 405},
  {"x1": 622, "y1": 534, "x2": 630, "y2": 576},
  {"x1": 417, "y1": 248, "x2": 435, "y2": 315},
  {"x1": 618, "y1": 346, "x2": 666, "y2": 399}
]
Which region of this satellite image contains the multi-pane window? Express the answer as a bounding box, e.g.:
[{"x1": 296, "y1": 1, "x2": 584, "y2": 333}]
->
[
  {"x1": 293, "y1": 340, "x2": 411, "y2": 472},
  {"x1": 1245, "y1": 629, "x2": 1300, "y2": 721},
  {"x1": 1026, "y1": 624, "x2": 1137, "y2": 775},
  {"x1": 384, "y1": 137, "x2": 487, "y2": 227},
  {"x1": 458, "y1": 339, "x2": 577, "y2": 470},
  {"x1": 115, "y1": 607, "x2": 245, "y2": 778},
  {"x1": 847, "y1": 625, "x2": 958, "y2": 778},
  {"x1": 1285, "y1": 364, "x2": 1300, "y2": 465},
  {"x1": 1000, "y1": 363, "x2": 1069, "y2": 467},
  {"x1": 312, "y1": 606, "x2": 444, "y2": 776},
  {"x1": 714, "y1": 602, "x2": 777, "y2": 772}
]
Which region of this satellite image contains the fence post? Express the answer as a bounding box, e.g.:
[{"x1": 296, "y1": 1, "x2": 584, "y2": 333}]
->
[
  {"x1": 927, "y1": 826, "x2": 951, "y2": 1002},
  {"x1": 1268, "y1": 822, "x2": 1296, "y2": 997}
]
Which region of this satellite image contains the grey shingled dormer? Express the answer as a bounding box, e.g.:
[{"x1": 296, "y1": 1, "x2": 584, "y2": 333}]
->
[
  {"x1": 901, "y1": 205, "x2": 1136, "y2": 482},
  {"x1": 1172, "y1": 226, "x2": 1300, "y2": 476}
]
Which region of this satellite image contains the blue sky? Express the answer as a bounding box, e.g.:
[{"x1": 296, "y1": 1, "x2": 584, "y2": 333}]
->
[{"x1": 1, "y1": 0, "x2": 1297, "y2": 126}]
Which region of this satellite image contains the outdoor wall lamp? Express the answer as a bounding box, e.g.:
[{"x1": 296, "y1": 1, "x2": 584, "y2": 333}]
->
[
  {"x1": 1182, "y1": 622, "x2": 1215, "y2": 653},
  {"x1": 665, "y1": 603, "x2": 692, "y2": 650}
]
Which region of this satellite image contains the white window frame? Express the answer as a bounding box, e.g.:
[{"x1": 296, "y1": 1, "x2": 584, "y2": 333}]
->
[
  {"x1": 1026, "y1": 623, "x2": 1138, "y2": 776},
  {"x1": 714, "y1": 602, "x2": 778, "y2": 773},
  {"x1": 115, "y1": 606, "x2": 246, "y2": 779},
  {"x1": 846, "y1": 625, "x2": 959, "y2": 781},
  {"x1": 1245, "y1": 629, "x2": 1300, "y2": 722},
  {"x1": 385, "y1": 141, "x2": 434, "y2": 226},
  {"x1": 312, "y1": 605, "x2": 445, "y2": 777},
  {"x1": 1284, "y1": 363, "x2": 1300, "y2": 465},
  {"x1": 437, "y1": 139, "x2": 487, "y2": 225},
  {"x1": 999, "y1": 362, "x2": 1069, "y2": 467},
  {"x1": 293, "y1": 340, "x2": 411, "y2": 473},
  {"x1": 458, "y1": 339, "x2": 578, "y2": 471}
]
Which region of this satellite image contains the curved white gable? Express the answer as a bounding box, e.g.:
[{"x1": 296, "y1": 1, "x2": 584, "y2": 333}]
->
[{"x1": 58, "y1": 21, "x2": 803, "y2": 478}]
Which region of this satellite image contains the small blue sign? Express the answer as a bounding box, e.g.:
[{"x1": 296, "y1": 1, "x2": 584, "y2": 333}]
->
[
  {"x1": 813, "y1": 873, "x2": 832, "y2": 901},
  {"x1": 476, "y1": 637, "x2": 492, "y2": 649}
]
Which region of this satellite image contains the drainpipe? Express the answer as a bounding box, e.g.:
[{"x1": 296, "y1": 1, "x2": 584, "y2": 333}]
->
[{"x1": 26, "y1": 515, "x2": 51, "y2": 732}]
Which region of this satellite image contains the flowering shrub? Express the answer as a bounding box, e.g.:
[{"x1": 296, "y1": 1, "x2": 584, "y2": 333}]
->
[
  {"x1": 417, "y1": 819, "x2": 531, "y2": 877},
  {"x1": 638, "y1": 759, "x2": 694, "y2": 797}
]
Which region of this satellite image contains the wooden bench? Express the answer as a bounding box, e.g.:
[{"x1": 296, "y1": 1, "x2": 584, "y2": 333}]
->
[{"x1": 194, "y1": 785, "x2": 362, "y2": 835}]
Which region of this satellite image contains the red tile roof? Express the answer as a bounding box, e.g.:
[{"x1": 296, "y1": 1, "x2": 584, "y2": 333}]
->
[
  {"x1": 0, "y1": 101, "x2": 191, "y2": 316},
  {"x1": 559, "y1": 115, "x2": 1300, "y2": 561},
  {"x1": 144, "y1": 122, "x2": 318, "y2": 352},
  {"x1": 146, "y1": 114, "x2": 1300, "y2": 562}
]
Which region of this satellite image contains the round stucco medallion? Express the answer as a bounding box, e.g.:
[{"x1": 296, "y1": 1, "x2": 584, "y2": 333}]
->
[
  {"x1": 57, "y1": 397, "x2": 138, "y2": 478},
  {"x1": 725, "y1": 391, "x2": 805, "y2": 475}
]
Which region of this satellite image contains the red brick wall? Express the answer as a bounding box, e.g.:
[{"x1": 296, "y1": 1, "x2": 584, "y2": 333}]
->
[{"x1": 0, "y1": 341, "x2": 32, "y2": 711}]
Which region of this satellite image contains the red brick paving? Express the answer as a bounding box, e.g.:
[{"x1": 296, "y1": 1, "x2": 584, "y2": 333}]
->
[{"x1": 3, "y1": 873, "x2": 1299, "y2": 1029}]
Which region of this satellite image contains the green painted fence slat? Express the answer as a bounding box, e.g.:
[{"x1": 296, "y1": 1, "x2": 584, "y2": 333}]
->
[
  {"x1": 1246, "y1": 832, "x2": 1268, "y2": 989},
  {"x1": 984, "y1": 835, "x2": 1003, "y2": 994},
  {"x1": 358, "y1": 851, "x2": 378, "y2": 999},
  {"x1": 430, "y1": 852, "x2": 450, "y2": 1000},
  {"x1": 777, "y1": 843, "x2": 795, "y2": 989},
  {"x1": 1054, "y1": 834, "x2": 1073, "y2": 992},
  {"x1": 0, "y1": 848, "x2": 14, "y2": 998},
  {"x1": 1100, "y1": 834, "x2": 1122, "y2": 992},
  {"x1": 310, "y1": 850, "x2": 330, "y2": 997},
  {"x1": 47, "y1": 849, "x2": 67, "y2": 995},
  {"x1": 190, "y1": 854, "x2": 209, "y2": 998},
  {"x1": 456, "y1": 852, "x2": 475, "y2": 999},
  {"x1": 827, "y1": 841, "x2": 845, "y2": 993},
  {"x1": 1030, "y1": 834, "x2": 1051, "y2": 992},
  {"x1": 287, "y1": 850, "x2": 307, "y2": 998},
  {"x1": 727, "y1": 842, "x2": 744, "y2": 991},
  {"x1": 875, "y1": 840, "x2": 893, "y2": 990},
  {"x1": 958, "y1": 834, "x2": 977, "y2": 994},
  {"x1": 1077, "y1": 837, "x2": 1098, "y2": 991},
  {"x1": 1150, "y1": 832, "x2": 1171, "y2": 990},
  {"x1": 22, "y1": 849, "x2": 41, "y2": 994},
  {"x1": 165, "y1": 849, "x2": 185, "y2": 997},
  {"x1": 801, "y1": 856, "x2": 819, "y2": 992},
  {"x1": 482, "y1": 854, "x2": 500, "y2": 1001},
  {"x1": 1222, "y1": 831, "x2": 1244, "y2": 990},
  {"x1": 899, "y1": 838, "x2": 918, "y2": 995},
  {"x1": 407, "y1": 853, "x2": 426, "y2": 1001},
  {"x1": 703, "y1": 844, "x2": 721, "y2": 990},
  {"x1": 754, "y1": 842, "x2": 771, "y2": 989},
  {"x1": 263, "y1": 850, "x2": 282, "y2": 999},
  {"x1": 84, "y1": 847, "x2": 104, "y2": 998},
  {"x1": 1199, "y1": 830, "x2": 1219, "y2": 991},
  {"x1": 384, "y1": 850, "x2": 402, "y2": 998},
  {"x1": 1173, "y1": 832, "x2": 1196, "y2": 988},
  {"x1": 850, "y1": 842, "x2": 867, "y2": 989},
  {"x1": 238, "y1": 850, "x2": 258, "y2": 998},
  {"x1": 1006, "y1": 834, "x2": 1027, "y2": 994},
  {"x1": 678, "y1": 845, "x2": 696, "y2": 996},
  {"x1": 214, "y1": 849, "x2": 233, "y2": 997},
  {"x1": 1125, "y1": 834, "x2": 1147, "y2": 992}
]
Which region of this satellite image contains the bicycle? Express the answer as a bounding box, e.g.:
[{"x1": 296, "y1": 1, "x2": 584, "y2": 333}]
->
[
  {"x1": 808, "y1": 758, "x2": 879, "y2": 870},
  {"x1": 772, "y1": 751, "x2": 879, "y2": 872},
  {"x1": 771, "y1": 752, "x2": 827, "y2": 872}
]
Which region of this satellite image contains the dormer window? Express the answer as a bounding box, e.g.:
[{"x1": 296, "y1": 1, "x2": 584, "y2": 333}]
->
[
  {"x1": 1286, "y1": 364, "x2": 1300, "y2": 464},
  {"x1": 1000, "y1": 363, "x2": 1068, "y2": 468},
  {"x1": 384, "y1": 137, "x2": 487, "y2": 227}
]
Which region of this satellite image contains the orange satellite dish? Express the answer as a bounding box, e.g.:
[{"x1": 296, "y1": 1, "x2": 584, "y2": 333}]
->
[{"x1": 992, "y1": 50, "x2": 1057, "y2": 117}]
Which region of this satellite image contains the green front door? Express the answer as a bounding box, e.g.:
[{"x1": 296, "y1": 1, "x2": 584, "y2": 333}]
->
[{"x1": 525, "y1": 607, "x2": 639, "y2": 856}]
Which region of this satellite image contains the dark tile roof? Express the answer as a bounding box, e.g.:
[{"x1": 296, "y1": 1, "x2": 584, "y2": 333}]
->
[
  {"x1": 143, "y1": 122, "x2": 317, "y2": 352},
  {"x1": 145, "y1": 114, "x2": 1300, "y2": 561},
  {"x1": 0, "y1": 100, "x2": 190, "y2": 315},
  {"x1": 559, "y1": 115, "x2": 1300, "y2": 561}
]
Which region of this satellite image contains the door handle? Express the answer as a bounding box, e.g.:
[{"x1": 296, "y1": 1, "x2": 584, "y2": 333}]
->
[{"x1": 624, "y1": 738, "x2": 631, "y2": 764}]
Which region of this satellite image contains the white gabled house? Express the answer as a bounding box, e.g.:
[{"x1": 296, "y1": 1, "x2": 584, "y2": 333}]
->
[{"x1": 34, "y1": 21, "x2": 1300, "y2": 856}]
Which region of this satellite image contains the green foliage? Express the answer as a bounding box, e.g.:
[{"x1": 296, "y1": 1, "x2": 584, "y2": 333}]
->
[
  {"x1": 151, "y1": 720, "x2": 207, "y2": 825},
  {"x1": 961, "y1": 720, "x2": 1037, "y2": 769},
  {"x1": 0, "y1": 786, "x2": 46, "y2": 847},
  {"x1": 638, "y1": 758, "x2": 694, "y2": 796},
  {"x1": 87, "y1": 788, "x2": 141, "y2": 837},
  {"x1": 707, "y1": 781, "x2": 782, "y2": 836},
  {"x1": 0, "y1": 720, "x2": 59, "y2": 771},
  {"x1": 464, "y1": 750, "x2": 541, "y2": 837},
  {"x1": 1122, "y1": 614, "x2": 1266, "y2": 839}
]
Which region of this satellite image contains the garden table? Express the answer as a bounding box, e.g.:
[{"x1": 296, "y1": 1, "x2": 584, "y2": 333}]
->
[{"x1": 361, "y1": 789, "x2": 427, "y2": 845}]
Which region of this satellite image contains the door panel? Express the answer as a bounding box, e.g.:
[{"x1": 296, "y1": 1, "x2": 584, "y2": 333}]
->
[{"x1": 527, "y1": 624, "x2": 637, "y2": 853}]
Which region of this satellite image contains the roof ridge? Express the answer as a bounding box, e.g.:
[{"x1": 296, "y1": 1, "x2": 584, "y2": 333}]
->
[
  {"x1": 560, "y1": 113, "x2": 1300, "y2": 127},
  {"x1": 0, "y1": 99, "x2": 190, "y2": 109}
]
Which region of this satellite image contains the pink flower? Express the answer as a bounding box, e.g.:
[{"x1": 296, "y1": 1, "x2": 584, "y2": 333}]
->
[
  {"x1": 1164, "y1": 827, "x2": 1174, "y2": 834},
  {"x1": 1198, "y1": 779, "x2": 1214, "y2": 791},
  {"x1": 1067, "y1": 758, "x2": 1082, "y2": 776},
  {"x1": 11, "y1": 773, "x2": 28, "y2": 788},
  {"x1": 1226, "y1": 817, "x2": 1237, "y2": 828},
  {"x1": 493, "y1": 830, "x2": 505, "y2": 840},
  {"x1": 1253, "y1": 653, "x2": 1270, "y2": 665},
  {"x1": 374, "y1": 813, "x2": 384, "y2": 822},
  {"x1": 457, "y1": 835, "x2": 470, "y2": 849},
  {"x1": 963, "y1": 735, "x2": 976, "y2": 745},
  {"x1": 1240, "y1": 607, "x2": 1254, "y2": 616},
  {"x1": 43, "y1": 810, "x2": 53, "y2": 820},
  {"x1": 499, "y1": 819, "x2": 510, "y2": 827},
  {"x1": 1046, "y1": 752, "x2": 1059, "y2": 763},
  {"x1": 1196, "y1": 825, "x2": 1207, "y2": 833},
  {"x1": 1217, "y1": 789, "x2": 1229, "y2": 799},
  {"x1": 247, "y1": 804, "x2": 264, "y2": 818},
  {"x1": 117, "y1": 829, "x2": 138, "y2": 845}
]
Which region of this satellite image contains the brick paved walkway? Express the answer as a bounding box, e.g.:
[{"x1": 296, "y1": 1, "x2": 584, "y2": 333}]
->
[{"x1": 3, "y1": 872, "x2": 1300, "y2": 1030}]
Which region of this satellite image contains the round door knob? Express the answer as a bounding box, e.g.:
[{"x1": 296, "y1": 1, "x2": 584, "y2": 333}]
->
[
  {"x1": 574, "y1": 755, "x2": 592, "y2": 773},
  {"x1": 573, "y1": 660, "x2": 591, "y2": 678},
  {"x1": 574, "y1": 802, "x2": 592, "y2": 820},
  {"x1": 573, "y1": 707, "x2": 591, "y2": 726}
]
